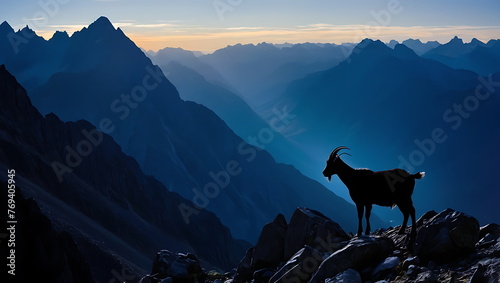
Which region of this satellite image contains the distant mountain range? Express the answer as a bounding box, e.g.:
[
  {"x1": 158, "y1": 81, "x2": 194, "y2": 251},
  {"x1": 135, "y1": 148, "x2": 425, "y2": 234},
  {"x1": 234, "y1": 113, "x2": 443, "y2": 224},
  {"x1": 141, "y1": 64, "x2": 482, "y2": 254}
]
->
[
  {"x1": 422, "y1": 36, "x2": 500, "y2": 76},
  {"x1": 0, "y1": 17, "x2": 366, "y2": 247},
  {"x1": 272, "y1": 39, "x2": 500, "y2": 224},
  {"x1": 200, "y1": 42, "x2": 355, "y2": 111}
]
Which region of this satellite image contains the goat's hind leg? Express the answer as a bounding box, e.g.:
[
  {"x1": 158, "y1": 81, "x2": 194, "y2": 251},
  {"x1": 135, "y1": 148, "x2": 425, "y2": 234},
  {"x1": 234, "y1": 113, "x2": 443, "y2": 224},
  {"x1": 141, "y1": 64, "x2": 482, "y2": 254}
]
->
[
  {"x1": 356, "y1": 203, "x2": 364, "y2": 237},
  {"x1": 398, "y1": 203, "x2": 410, "y2": 235},
  {"x1": 365, "y1": 204, "x2": 372, "y2": 235}
]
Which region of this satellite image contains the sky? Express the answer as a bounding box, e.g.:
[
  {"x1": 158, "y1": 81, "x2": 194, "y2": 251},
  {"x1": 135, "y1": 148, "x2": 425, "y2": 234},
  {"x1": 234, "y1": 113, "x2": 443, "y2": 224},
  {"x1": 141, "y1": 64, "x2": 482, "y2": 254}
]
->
[{"x1": 1, "y1": 0, "x2": 500, "y2": 52}]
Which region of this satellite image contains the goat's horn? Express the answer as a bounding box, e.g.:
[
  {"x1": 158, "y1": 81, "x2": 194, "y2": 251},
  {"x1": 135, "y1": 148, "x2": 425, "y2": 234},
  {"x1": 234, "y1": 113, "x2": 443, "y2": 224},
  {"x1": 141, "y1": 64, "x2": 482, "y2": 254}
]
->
[
  {"x1": 329, "y1": 146, "x2": 350, "y2": 158},
  {"x1": 338, "y1": 152, "x2": 351, "y2": 158}
]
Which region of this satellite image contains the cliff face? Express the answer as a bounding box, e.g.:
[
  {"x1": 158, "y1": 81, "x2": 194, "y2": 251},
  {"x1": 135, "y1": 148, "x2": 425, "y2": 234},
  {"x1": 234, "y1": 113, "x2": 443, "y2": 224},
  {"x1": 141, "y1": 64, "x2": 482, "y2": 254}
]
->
[{"x1": 0, "y1": 65, "x2": 249, "y2": 281}]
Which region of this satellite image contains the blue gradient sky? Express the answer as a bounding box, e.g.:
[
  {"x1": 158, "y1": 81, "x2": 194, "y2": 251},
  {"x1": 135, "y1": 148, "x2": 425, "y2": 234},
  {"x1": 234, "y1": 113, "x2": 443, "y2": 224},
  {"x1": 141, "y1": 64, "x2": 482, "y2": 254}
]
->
[{"x1": 1, "y1": 0, "x2": 500, "y2": 51}]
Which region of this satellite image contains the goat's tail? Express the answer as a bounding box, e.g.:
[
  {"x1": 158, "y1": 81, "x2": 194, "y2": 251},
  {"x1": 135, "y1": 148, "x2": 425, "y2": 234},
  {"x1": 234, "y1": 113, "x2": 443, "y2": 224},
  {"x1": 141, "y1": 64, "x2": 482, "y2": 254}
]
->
[{"x1": 412, "y1": 172, "x2": 426, "y2": 180}]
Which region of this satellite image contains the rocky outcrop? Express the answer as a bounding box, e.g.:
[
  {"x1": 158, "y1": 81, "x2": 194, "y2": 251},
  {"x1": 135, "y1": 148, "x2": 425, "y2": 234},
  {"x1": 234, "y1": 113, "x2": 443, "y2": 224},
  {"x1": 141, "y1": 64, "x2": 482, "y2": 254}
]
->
[
  {"x1": 140, "y1": 250, "x2": 206, "y2": 283},
  {"x1": 284, "y1": 207, "x2": 350, "y2": 259},
  {"x1": 414, "y1": 208, "x2": 480, "y2": 263},
  {"x1": 233, "y1": 207, "x2": 350, "y2": 283},
  {"x1": 251, "y1": 214, "x2": 288, "y2": 270},
  {"x1": 218, "y1": 207, "x2": 499, "y2": 283},
  {"x1": 309, "y1": 236, "x2": 394, "y2": 283}
]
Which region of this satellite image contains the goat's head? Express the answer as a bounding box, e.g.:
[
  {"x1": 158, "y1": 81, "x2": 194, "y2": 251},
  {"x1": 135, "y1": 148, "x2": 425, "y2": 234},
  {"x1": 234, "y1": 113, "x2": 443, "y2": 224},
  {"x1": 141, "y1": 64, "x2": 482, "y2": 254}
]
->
[{"x1": 323, "y1": 146, "x2": 351, "y2": 181}]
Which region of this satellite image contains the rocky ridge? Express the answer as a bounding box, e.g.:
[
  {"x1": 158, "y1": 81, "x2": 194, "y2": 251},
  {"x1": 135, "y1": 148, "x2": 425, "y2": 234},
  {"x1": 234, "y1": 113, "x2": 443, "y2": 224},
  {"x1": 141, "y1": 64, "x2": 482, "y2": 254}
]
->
[{"x1": 142, "y1": 207, "x2": 500, "y2": 283}]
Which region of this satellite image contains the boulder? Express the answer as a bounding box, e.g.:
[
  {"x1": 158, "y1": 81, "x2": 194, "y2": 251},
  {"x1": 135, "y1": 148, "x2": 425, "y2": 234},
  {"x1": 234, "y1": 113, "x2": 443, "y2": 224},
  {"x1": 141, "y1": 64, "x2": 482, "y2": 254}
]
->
[
  {"x1": 284, "y1": 207, "x2": 349, "y2": 259},
  {"x1": 414, "y1": 209, "x2": 480, "y2": 263},
  {"x1": 251, "y1": 213, "x2": 288, "y2": 270},
  {"x1": 234, "y1": 247, "x2": 254, "y2": 283},
  {"x1": 150, "y1": 250, "x2": 206, "y2": 283},
  {"x1": 325, "y1": 269, "x2": 362, "y2": 283},
  {"x1": 370, "y1": 256, "x2": 401, "y2": 281},
  {"x1": 309, "y1": 236, "x2": 394, "y2": 283}
]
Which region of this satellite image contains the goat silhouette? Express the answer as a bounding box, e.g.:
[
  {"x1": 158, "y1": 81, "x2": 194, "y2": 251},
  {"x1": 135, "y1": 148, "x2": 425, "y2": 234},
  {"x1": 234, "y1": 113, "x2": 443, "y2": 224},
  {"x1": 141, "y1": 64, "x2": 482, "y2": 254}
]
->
[{"x1": 323, "y1": 146, "x2": 425, "y2": 237}]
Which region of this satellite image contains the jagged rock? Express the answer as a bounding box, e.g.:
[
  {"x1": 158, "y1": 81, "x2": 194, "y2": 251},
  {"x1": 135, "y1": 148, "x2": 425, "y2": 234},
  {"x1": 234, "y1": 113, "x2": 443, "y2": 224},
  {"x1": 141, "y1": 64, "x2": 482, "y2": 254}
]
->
[
  {"x1": 233, "y1": 247, "x2": 254, "y2": 283},
  {"x1": 309, "y1": 236, "x2": 394, "y2": 283},
  {"x1": 415, "y1": 270, "x2": 438, "y2": 283},
  {"x1": 149, "y1": 250, "x2": 206, "y2": 283},
  {"x1": 270, "y1": 245, "x2": 330, "y2": 283},
  {"x1": 325, "y1": 269, "x2": 362, "y2": 283},
  {"x1": 251, "y1": 213, "x2": 288, "y2": 270},
  {"x1": 414, "y1": 208, "x2": 480, "y2": 263},
  {"x1": 479, "y1": 223, "x2": 500, "y2": 239},
  {"x1": 416, "y1": 210, "x2": 438, "y2": 227},
  {"x1": 469, "y1": 258, "x2": 500, "y2": 283},
  {"x1": 284, "y1": 207, "x2": 349, "y2": 260},
  {"x1": 477, "y1": 223, "x2": 500, "y2": 248},
  {"x1": 371, "y1": 256, "x2": 401, "y2": 281}
]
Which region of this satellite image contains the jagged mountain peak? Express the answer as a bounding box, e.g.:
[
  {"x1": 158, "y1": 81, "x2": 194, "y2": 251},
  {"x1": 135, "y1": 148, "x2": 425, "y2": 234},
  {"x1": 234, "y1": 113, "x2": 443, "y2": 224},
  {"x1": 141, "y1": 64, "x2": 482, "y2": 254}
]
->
[
  {"x1": 0, "y1": 21, "x2": 14, "y2": 35},
  {"x1": 448, "y1": 35, "x2": 464, "y2": 45},
  {"x1": 19, "y1": 25, "x2": 38, "y2": 36},
  {"x1": 49, "y1": 30, "x2": 69, "y2": 42}
]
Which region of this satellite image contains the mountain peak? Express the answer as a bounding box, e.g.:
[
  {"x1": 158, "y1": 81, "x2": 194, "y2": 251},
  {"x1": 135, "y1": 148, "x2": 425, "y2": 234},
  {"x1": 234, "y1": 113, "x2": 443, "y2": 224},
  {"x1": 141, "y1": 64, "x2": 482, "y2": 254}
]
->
[
  {"x1": 352, "y1": 39, "x2": 390, "y2": 55},
  {"x1": 49, "y1": 30, "x2": 69, "y2": 42},
  {"x1": 0, "y1": 21, "x2": 14, "y2": 35},
  {"x1": 449, "y1": 36, "x2": 464, "y2": 45},
  {"x1": 88, "y1": 16, "x2": 115, "y2": 31},
  {"x1": 470, "y1": 38, "x2": 484, "y2": 45}
]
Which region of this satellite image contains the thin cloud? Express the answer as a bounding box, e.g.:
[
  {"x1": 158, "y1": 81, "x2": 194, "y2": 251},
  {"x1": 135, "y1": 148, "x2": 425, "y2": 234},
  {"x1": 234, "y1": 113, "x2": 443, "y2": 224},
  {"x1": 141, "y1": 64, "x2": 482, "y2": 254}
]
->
[{"x1": 23, "y1": 17, "x2": 46, "y2": 21}]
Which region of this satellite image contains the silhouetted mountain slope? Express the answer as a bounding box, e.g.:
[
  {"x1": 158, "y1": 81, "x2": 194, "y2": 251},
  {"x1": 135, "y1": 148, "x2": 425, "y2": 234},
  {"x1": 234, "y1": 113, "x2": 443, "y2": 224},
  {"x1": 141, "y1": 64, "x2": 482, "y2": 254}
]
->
[
  {"x1": 423, "y1": 37, "x2": 500, "y2": 75},
  {"x1": 0, "y1": 184, "x2": 94, "y2": 282},
  {"x1": 0, "y1": 17, "x2": 366, "y2": 243},
  {"x1": 200, "y1": 42, "x2": 353, "y2": 110},
  {"x1": 0, "y1": 64, "x2": 249, "y2": 279},
  {"x1": 154, "y1": 60, "x2": 317, "y2": 177},
  {"x1": 277, "y1": 39, "x2": 500, "y2": 224}
]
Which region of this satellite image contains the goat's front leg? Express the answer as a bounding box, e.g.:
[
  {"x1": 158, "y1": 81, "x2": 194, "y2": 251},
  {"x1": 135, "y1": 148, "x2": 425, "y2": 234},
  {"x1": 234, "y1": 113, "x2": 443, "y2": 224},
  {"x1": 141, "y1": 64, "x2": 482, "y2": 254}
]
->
[
  {"x1": 356, "y1": 203, "x2": 364, "y2": 237},
  {"x1": 365, "y1": 204, "x2": 372, "y2": 235}
]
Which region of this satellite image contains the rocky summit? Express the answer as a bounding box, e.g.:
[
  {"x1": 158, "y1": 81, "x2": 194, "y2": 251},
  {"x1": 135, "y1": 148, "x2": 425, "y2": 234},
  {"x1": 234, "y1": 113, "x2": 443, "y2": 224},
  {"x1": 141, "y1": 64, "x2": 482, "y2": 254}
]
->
[{"x1": 141, "y1": 207, "x2": 499, "y2": 283}]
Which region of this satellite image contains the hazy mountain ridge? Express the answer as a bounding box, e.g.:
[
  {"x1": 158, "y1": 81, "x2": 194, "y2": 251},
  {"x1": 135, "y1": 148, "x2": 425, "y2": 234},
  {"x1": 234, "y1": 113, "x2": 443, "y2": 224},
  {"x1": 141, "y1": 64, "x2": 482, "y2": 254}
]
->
[
  {"x1": 422, "y1": 36, "x2": 500, "y2": 75},
  {"x1": 0, "y1": 17, "x2": 366, "y2": 244},
  {"x1": 200, "y1": 42, "x2": 354, "y2": 111}
]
